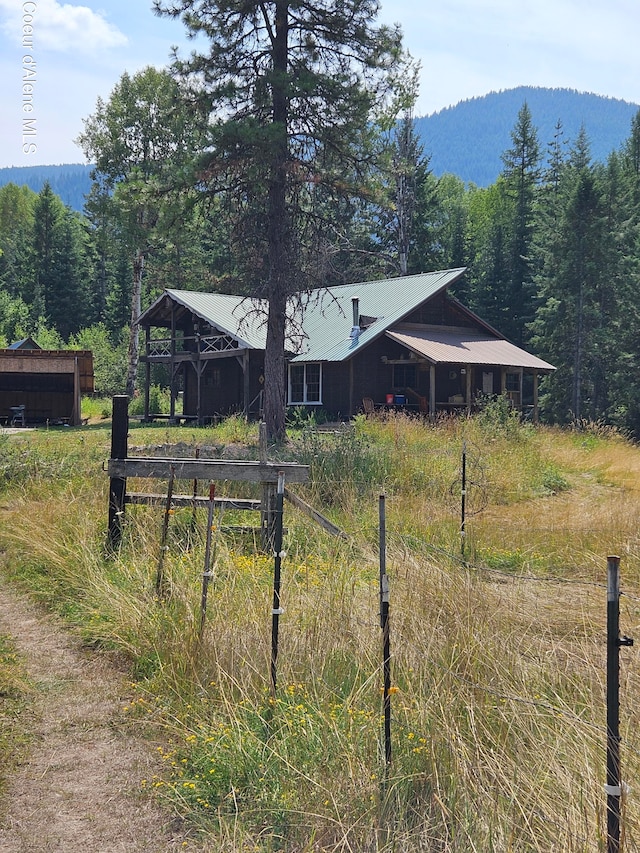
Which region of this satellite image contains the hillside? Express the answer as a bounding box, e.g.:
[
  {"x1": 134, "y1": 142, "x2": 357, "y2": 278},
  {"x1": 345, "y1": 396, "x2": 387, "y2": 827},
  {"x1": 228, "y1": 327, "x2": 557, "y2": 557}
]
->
[
  {"x1": 0, "y1": 163, "x2": 93, "y2": 212},
  {"x1": 417, "y1": 86, "x2": 640, "y2": 185},
  {"x1": 1, "y1": 88, "x2": 639, "y2": 207}
]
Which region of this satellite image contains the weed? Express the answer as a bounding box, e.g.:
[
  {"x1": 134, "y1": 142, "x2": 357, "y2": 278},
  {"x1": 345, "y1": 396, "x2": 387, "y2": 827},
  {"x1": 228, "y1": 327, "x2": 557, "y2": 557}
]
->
[
  {"x1": 0, "y1": 633, "x2": 33, "y2": 794},
  {"x1": 0, "y1": 415, "x2": 639, "y2": 849},
  {"x1": 476, "y1": 392, "x2": 525, "y2": 438}
]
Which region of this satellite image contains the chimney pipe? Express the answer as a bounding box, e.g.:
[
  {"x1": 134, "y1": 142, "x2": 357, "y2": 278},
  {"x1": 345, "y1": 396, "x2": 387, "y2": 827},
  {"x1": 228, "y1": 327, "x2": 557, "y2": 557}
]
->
[
  {"x1": 350, "y1": 297, "x2": 360, "y2": 341},
  {"x1": 352, "y1": 297, "x2": 359, "y2": 328}
]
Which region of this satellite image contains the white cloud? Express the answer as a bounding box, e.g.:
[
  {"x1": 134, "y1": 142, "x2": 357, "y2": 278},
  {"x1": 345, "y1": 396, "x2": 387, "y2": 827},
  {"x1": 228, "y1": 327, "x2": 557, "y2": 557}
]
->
[{"x1": 0, "y1": 0, "x2": 127, "y2": 54}]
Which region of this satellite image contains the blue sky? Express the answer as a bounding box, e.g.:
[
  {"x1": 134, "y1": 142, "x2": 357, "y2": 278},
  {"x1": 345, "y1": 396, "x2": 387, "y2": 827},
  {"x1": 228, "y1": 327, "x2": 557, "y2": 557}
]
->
[{"x1": 0, "y1": 0, "x2": 639, "y2": 168}]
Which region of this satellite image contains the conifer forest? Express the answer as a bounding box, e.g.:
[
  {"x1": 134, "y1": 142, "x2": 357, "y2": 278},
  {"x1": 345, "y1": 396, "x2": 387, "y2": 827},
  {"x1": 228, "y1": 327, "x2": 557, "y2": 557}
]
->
[{"x1": 1, "y1": 38, "x2": 640, "y2": 434}]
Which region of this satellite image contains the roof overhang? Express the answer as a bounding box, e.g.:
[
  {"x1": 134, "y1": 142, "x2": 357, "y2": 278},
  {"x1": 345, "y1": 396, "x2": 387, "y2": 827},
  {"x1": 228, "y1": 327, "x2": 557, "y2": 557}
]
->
[
  {"x1": 138, "y1": 290, "x2": 266, "y2": 350},
  {"x1": 386, "y1": 326, "x2": 555, "y2": 372}
]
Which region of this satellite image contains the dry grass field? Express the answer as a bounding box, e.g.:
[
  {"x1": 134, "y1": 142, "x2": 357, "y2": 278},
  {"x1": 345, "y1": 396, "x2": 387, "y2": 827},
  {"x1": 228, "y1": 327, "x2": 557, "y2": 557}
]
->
[{"x1": 1, "y1": 408, "x2": 639, "y2": 851}]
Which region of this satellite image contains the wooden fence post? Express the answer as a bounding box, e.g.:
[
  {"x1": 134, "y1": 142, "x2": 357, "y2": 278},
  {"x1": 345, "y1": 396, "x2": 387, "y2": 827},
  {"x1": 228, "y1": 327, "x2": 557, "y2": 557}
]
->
[
  {"x1": 107, "y1": 395, "x2": 129, "y2": 549},
  {"x1": 259, "y1": 422, "x2": 277, "y2": 551}
]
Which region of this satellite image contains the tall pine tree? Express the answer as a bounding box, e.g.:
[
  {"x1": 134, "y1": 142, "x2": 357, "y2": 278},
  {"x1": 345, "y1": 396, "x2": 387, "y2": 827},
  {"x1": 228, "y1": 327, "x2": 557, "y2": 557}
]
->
[
  {"x1": 153, "y1": 0, "x2": 405, "y2": 440},
  {"x1": 500, "y1": 102, "x2": 541, "y2": 345}
]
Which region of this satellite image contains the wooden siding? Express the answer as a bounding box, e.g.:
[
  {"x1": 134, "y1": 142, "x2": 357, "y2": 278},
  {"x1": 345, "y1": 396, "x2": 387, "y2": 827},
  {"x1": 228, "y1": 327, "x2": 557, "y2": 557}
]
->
[
  {"x1": 0, "y1": 350, "x2": 94, "y2": 392},
  {"x1": 183, "y1": 350, "x2": 265, "y2": 419},
  {"x1": 0, "y1": 349, "x2": 93, "y2": 424},
  {"x1": 403, "y1": 293, "x2": 476, "y2": 328}
]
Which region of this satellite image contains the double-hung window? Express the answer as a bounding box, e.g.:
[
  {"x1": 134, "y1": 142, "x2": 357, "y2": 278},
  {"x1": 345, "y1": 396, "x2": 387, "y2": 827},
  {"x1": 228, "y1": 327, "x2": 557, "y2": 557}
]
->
[{"x1": 288, "y1": 363, "x2": 322, "y2": 405}]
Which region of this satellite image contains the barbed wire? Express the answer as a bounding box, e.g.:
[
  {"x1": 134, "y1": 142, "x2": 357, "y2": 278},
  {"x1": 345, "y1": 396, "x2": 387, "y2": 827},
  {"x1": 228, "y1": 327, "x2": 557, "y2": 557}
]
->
[{"x1": 389, "y1": 530, "x2": 613, "y2": 592}]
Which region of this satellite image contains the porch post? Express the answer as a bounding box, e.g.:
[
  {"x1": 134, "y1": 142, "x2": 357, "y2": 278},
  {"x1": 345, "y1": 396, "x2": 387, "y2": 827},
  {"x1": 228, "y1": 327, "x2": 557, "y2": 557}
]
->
[
  {"x1": 429, "y1": 364, "x2": 436, "y2": 417},
  {"x1": 169, "y1": 304, "x2": 177, "y2": 421},
  {"x1": 144, "y1": 327, "x2": 151, "y2": 421},
  {"x1": 243, "y1": 350, "x2": 251, "y2": 418},
  {"x1": 518, "y1": 367, "x2": 524, "y2": 410},
  {"x1": 501, "y1": 367, "x2": 507, "y2": 396},
  {"x1": 465, "y1": 366, "x2": 472, "y2": 413},
  {"x1": 195, "y1": 329, "x2": 202, "y2": 425},
  {"x1": 533, "y1": 373, "x2": 539, "y2": 424}
]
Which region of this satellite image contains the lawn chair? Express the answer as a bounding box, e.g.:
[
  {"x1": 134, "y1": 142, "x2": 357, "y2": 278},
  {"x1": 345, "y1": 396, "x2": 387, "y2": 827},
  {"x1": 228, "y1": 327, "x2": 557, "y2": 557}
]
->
[{"x1": 362, "y1": 397, "x2": 375, "y2": 416}]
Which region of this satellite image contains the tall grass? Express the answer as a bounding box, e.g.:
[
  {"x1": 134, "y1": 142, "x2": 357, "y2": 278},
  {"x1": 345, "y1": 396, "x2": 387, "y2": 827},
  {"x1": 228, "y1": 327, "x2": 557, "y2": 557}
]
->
[
  {"x1": 0, "y1": 632, "x2": 33, "y2": 796},
  {"x1": 0, "y1": 413, "x2": 639, "y2": 850}
]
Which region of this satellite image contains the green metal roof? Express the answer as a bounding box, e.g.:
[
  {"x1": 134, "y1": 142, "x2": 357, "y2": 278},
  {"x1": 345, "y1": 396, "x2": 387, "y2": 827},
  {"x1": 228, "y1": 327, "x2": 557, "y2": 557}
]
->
[
  {"x1": 290, "y1": 269, "x2": 466, "y2": 362},
  {"x1": 151, "y1": 269, "x2": 467, "y2": 362},
  {"x1": 163, "y1": 289, "x2": 268, "y2": 349}
]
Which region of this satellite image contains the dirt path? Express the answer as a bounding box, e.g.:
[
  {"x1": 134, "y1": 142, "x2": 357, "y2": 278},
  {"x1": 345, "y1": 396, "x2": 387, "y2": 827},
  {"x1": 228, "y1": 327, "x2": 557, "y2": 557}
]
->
[{"x1": 0, "y1": 579, "x2": 209, "y2": 853}]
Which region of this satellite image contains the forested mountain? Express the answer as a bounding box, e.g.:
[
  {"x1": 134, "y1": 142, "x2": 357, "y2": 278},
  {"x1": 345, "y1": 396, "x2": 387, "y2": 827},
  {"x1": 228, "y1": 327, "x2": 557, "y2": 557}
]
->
[
  {"x1": 1, "y1": 88, "x2": 636, "y2": 211},
  {"x1": 0, "y1": 164, "x2": 93, "y2": 212},
  {"x1": 418, "y1": 87, "x2": 640, "y2": 186}
]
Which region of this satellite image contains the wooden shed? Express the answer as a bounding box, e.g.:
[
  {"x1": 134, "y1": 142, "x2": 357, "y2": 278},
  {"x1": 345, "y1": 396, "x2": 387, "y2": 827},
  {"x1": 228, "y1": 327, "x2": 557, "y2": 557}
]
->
[{"x1": 0, "y1": 348, "x2": 94, "y2": 426}]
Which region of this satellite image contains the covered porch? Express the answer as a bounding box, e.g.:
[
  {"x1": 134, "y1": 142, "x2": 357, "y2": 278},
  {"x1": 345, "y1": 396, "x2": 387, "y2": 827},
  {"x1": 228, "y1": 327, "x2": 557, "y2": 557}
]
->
[
  {"x1": 382, "y1": 324, "x2": 555, "y2": 422},
  {"x1": 138, "y1": 291, "x2": 265, "y2": 424}
]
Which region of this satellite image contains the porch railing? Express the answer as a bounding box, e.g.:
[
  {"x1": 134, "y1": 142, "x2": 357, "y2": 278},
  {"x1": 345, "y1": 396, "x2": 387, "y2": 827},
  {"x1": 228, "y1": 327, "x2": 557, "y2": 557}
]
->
[{"x1": 146, "y1": 333, "x2": 240, "y2": 358}]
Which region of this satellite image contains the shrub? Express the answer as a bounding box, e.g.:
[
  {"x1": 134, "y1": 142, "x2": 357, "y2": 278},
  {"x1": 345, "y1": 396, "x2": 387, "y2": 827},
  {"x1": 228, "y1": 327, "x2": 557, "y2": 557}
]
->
[
  {"x1": 476, "y1": 393, "x2": 524, "y2": 438},
  {"x1": 128, "y1": 385, "x2": 170, "y2": 416}
]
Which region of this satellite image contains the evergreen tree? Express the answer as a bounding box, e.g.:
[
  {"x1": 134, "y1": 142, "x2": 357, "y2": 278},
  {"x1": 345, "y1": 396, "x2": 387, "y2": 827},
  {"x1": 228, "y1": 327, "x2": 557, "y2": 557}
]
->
[
  {"x1": 397, "y1": 116, "x2": 439, "y2": 274},
  {"x1": 0, "y1": 183, "x2": 37, "y2": 303},
  {"x1": 463, "y1": 181, "x2": 512, "y2": 330},
  {"x1": 532, "y1": 130, "x2": 607, "y2": 421},
  {"x1": 31, "y1": 182, "x2": 65, "y2": 323},
  {"x1": 154, "y1": 0, "x2": 405, "y2": 440},
  {"x1": 603, "y1": 111, "x2": 640, "y2": 433},
  {"x1": 46, "y1": 210, "x2": 92, "y2": 339},
  {"x1": 432, "y1": 173, "x2": 469, "y2": 274},
  {"x1": 500, "y1": 102, "x2": 541, "y2": 344}
]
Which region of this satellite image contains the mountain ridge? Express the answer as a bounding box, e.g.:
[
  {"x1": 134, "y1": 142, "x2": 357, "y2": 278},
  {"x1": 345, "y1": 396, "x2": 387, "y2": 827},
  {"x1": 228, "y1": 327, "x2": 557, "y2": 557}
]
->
[
  {"x1": 0, "y1": 163, "x2": 93, "y2": 212},
  {"x1": 415, "y1": 86, "x2": 640, "y2": 185},
  {"x1": 1, "y1": 87, "x2": 638, "y2": 208}
]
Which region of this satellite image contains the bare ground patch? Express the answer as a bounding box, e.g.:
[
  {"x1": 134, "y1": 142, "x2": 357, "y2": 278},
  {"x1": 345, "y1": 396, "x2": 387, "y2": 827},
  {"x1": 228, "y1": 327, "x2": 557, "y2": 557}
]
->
[{"x1": 0, "y1": 580, "x2": 213, "y2": 853}]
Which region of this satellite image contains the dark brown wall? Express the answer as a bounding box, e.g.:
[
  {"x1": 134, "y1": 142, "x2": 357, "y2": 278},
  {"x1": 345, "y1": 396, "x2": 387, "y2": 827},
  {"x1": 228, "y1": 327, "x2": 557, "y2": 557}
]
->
[
  {"x1": 321, "y1": 335, "x2": 432, "y2": 417},
  {"x1": 0, "y1": 373, "x2": 75, "y2": 422},
  {"x1": 183, "y1": 351, "x2": 265, "y2": 418}
]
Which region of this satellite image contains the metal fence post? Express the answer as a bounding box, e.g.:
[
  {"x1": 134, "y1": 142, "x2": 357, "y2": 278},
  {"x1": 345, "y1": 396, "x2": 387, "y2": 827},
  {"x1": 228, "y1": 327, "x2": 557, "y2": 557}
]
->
[
  {"x1": 606, "y1": 555, "x2": 634, "y2": 853},
  {"x1": 270, "y1": 471, "x2": 286, "y2": 698},
  {"x1": 379, "y1": 494, "x2": 392, "y2": 767}
]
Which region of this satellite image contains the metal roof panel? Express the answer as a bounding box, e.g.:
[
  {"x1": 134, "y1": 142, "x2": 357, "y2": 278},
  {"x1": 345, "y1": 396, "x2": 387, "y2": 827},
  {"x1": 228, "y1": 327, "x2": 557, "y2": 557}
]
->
[
  {"x1": 386, "y1": 326, "x2": 555, "y2": 370},
  {"x1": 165, "y1": 290, "x2": 268, "y2": 349},
  {"x1": 290, "y1": 269, "x2": 467, "y2": 362}
]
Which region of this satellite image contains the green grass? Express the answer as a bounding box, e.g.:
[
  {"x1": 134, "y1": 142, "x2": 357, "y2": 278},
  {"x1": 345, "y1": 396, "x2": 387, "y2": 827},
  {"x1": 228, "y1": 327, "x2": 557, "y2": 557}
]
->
[
  {"x1": 0, "y1": 410, "x2": 638, "y2": 850},
  {"x1": 0, "y1": 634, "x2": 33, "y2": 795}
]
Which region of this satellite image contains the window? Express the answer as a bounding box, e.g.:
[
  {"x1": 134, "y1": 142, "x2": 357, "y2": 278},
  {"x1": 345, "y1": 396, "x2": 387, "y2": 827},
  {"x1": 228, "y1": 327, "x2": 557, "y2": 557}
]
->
[
  {"x1": 288, "y1": 363, "x2": 322, "y2": 404},
  {"x1": 505, "y1": 372, "x2": 520, "y2": 392},
  {"x1": 204, "y1": 367, "x2": 221, "y2": 387},
  {"x1": 505, "y1": 371, "x2": 521, "y2": 405},
  {"x1": 392, "y1": 363, "x2": 416, "y2": 389}
]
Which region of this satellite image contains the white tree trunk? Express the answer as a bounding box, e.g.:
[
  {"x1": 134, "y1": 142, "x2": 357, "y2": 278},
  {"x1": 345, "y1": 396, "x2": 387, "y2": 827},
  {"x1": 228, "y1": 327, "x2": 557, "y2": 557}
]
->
[{"x1": 126, "y1": 249, "x2": 144, "y2": 398}]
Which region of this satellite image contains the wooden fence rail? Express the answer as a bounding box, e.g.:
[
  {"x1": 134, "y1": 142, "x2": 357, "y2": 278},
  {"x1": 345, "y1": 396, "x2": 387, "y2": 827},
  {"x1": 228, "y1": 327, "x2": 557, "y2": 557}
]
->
[{"x1": 106, "y1": 395, "x2": 310, "y2": 550}]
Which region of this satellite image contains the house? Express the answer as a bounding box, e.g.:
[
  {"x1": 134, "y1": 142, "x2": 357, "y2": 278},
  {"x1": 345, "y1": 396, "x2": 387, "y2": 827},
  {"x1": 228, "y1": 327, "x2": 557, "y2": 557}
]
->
[
  {"x1": 137, "y1": 268, "x2": 555, "y2": 424},
  {"x1": 0, "y1": 346, "x2": 94, "y2": 426}
]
